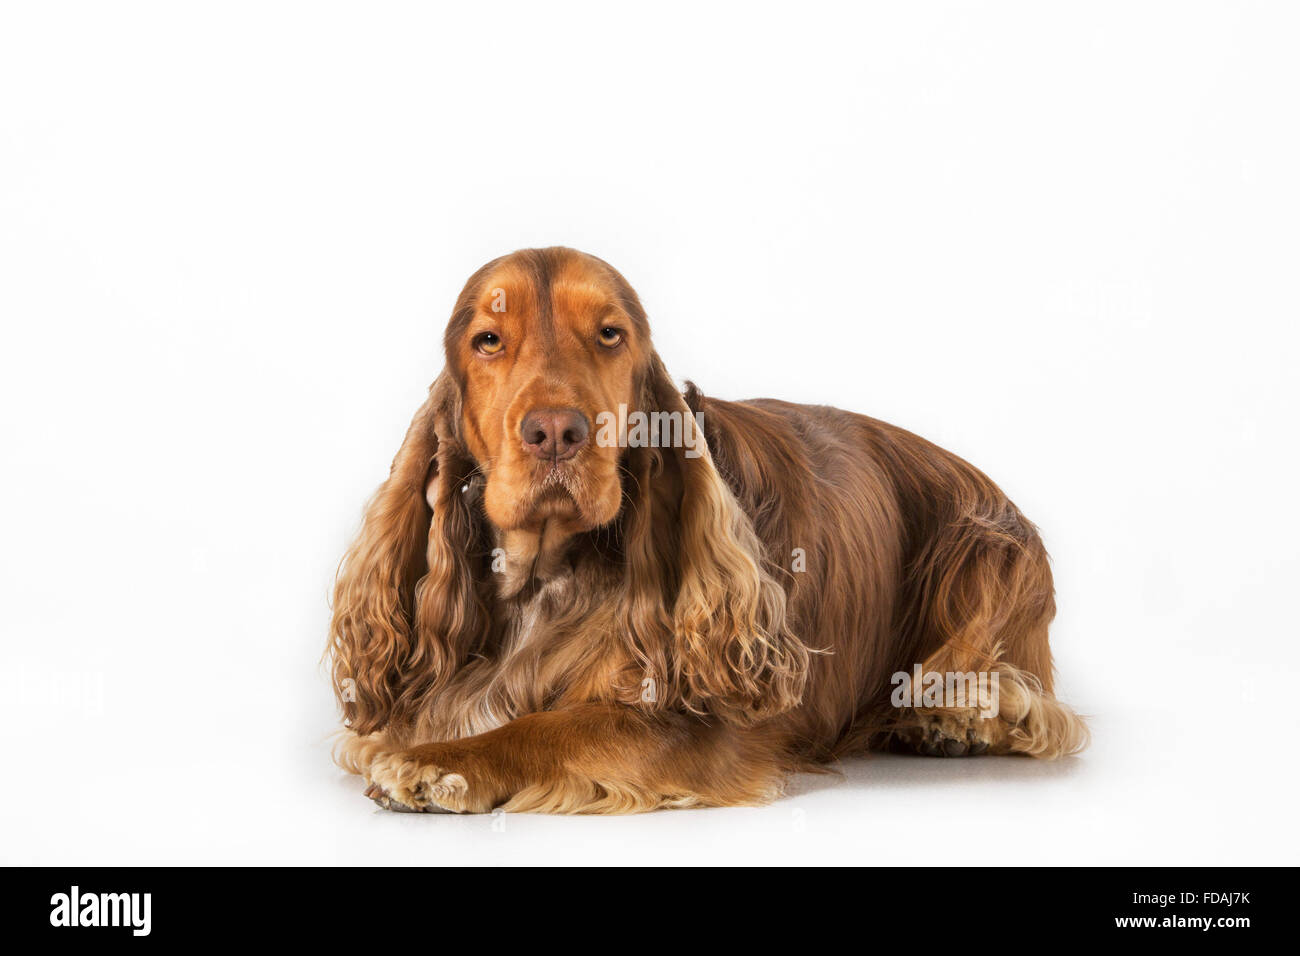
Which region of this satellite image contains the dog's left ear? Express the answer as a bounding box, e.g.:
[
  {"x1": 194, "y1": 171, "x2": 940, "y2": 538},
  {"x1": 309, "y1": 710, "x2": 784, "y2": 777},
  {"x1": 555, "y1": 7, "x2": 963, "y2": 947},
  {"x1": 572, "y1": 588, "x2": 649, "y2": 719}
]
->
[{"x1": 623, "y1": 353, "x2": 810, "y2": 725}]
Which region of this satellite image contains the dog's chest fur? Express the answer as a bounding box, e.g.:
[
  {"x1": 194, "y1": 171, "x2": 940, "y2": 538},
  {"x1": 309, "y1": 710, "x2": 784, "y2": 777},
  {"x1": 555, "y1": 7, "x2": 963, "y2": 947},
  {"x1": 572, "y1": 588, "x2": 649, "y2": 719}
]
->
[{"x1": 418, "y1": 523, "x2": 627, "y2": 740}]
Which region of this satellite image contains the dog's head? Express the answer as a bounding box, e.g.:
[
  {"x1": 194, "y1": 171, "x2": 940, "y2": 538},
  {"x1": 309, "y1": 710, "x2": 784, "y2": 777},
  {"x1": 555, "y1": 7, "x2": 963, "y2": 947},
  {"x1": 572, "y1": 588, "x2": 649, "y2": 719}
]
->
[
  {"x1": 329, "y1": 248, "x2": 808, "y2": 736},
  {"x1": 443, "y1": 248, "x2": 648, "y2": 534}
]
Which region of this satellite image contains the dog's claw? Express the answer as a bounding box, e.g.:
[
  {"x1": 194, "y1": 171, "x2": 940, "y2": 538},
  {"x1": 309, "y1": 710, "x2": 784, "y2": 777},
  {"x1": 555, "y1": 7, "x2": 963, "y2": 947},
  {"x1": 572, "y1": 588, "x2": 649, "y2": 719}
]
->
[
  {"x1": 364, "y1": 780, "x2": 453, "y2": 813},
  {"x1": 384, "y1": 798, "x2": 421, "y2": 813},
  {"x1": 889, "y1": 719, "x2": 995, "y2": 757}
]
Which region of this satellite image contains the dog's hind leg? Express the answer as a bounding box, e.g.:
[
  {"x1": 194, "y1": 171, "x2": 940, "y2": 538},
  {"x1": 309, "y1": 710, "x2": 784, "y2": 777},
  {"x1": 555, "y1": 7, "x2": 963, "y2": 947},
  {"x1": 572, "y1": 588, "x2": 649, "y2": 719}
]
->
[{"x1": 887, "y1": 500, "x2": 1088, "y2": 758}]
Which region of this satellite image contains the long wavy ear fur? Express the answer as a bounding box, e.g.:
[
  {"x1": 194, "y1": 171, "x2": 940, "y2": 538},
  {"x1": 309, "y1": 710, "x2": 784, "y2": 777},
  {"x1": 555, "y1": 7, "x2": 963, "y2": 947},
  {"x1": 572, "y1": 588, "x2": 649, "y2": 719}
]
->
[
  {"x1": 328, "y1": 373, "x2": 486, "y2": 735},
  {"x1": 622, "y1": 353, "x2": 810, "y2": 725}
]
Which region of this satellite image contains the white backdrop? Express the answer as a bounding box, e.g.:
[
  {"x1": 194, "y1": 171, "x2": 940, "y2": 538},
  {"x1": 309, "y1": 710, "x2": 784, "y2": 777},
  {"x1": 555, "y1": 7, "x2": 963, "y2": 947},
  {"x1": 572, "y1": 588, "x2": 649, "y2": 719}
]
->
[{"x1": 2, "y1": 1, "x2": 1297, "y2": 864}]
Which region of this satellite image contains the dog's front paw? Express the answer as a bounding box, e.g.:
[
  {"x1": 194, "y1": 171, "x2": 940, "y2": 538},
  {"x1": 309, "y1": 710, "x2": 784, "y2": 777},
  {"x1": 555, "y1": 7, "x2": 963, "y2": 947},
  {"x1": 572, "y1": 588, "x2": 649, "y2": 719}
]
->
[{"x1": 363, "y1": 748, "x2": 483, "y2": 814}]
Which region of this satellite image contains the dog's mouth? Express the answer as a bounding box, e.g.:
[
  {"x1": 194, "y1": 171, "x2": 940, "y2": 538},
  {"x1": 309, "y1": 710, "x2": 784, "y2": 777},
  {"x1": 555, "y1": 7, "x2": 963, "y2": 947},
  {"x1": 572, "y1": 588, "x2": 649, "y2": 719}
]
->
[
  {"x1": 513, "y1": 462, "x2": 584, "y2": 520},
  {"x1": 482, "y1": 451, "x2": 622, "y2": 533}
]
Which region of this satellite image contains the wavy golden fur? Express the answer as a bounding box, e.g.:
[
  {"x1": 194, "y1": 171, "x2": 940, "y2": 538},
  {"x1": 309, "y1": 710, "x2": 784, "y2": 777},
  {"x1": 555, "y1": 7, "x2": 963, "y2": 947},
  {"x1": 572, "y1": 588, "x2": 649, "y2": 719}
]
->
[{"x1": 327, "y1": 247, "x2": 1086, "y2": 814}]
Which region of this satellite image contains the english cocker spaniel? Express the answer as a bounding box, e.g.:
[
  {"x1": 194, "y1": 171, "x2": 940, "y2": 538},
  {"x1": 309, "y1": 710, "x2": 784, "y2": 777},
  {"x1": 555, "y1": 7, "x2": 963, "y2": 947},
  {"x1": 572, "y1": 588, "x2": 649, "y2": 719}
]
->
[{"x1": 328, "y1": 247, "x2": 1087, "y2": 813}]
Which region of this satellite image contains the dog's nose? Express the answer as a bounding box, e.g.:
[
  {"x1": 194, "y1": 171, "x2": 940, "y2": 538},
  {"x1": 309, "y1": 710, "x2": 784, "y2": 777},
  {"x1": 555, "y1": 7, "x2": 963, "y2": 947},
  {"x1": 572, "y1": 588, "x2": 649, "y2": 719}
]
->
[{"x1": 520, "y1": 407, "x2": 590, "y2": 462}]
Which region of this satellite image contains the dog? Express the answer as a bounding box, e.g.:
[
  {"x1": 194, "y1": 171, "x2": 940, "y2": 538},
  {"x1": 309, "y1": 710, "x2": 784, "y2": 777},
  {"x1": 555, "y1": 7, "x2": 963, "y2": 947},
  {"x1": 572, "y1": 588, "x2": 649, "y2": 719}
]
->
[{"x1": 328, "y1": 247, "x2": 1087, "y2": 813}]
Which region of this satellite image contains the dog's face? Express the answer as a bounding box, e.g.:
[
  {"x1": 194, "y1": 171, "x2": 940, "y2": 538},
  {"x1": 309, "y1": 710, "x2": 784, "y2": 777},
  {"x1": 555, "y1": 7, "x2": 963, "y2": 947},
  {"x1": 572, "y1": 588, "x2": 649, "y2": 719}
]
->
[{"x1": 445, "y1": 249, "x2": 650, "y2": 534}]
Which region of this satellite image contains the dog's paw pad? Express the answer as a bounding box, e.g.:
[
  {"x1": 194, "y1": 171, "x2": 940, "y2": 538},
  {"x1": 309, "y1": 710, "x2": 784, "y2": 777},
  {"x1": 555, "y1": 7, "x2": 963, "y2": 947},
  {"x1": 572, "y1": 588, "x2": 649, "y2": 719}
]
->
[
  {"x1": 891, "y1": 714, "x2": 998, "y2": 757},
  {"x1": 364, "y1": 781, "x2": 454, "y2": 814},
  {"x1": 942, "y1": 737, "x2": 969, "y2": 757}
]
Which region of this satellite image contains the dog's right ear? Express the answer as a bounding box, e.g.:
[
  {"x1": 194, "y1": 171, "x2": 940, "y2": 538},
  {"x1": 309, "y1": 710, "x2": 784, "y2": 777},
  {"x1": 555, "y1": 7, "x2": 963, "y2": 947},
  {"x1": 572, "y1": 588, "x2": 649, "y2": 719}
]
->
[{"x1": 327, "y1": 373, "x2": 486, "y2": 735}]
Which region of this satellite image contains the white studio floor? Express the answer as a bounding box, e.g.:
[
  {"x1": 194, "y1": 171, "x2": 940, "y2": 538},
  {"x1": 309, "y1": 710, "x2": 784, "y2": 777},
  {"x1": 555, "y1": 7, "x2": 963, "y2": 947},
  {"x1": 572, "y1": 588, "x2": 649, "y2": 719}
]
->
[{"x1": 3, "y1": 646, "x2": 1292, "y2": 866}]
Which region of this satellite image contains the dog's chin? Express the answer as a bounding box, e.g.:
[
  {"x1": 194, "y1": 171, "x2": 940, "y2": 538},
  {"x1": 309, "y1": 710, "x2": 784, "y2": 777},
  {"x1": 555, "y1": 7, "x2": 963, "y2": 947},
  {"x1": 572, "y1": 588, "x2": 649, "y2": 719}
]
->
[
  {"x1": 529, "y1": 482, "x2": 584, "y2": 521},
  {"x1": 485, "y1": 464, "x2": 620, "y2": 533}
]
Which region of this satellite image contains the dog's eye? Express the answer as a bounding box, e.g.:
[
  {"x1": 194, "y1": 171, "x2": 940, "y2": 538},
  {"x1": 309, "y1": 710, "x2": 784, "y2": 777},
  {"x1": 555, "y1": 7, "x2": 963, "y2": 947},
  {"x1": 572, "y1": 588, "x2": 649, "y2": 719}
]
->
[
  {"x1": 598, "y1": 327, "x2": 622, "y2": 348},
  {"x1": 474, "y1": 332, "x2": 504, "y2": 355}
]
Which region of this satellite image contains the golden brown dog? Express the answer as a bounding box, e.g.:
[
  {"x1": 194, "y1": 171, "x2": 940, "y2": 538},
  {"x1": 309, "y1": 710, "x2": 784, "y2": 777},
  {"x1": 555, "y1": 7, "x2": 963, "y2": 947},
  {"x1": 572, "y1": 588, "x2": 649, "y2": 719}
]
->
[{"x1": 328, "y1": 247, "x2": 1087, "y2": 813}]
